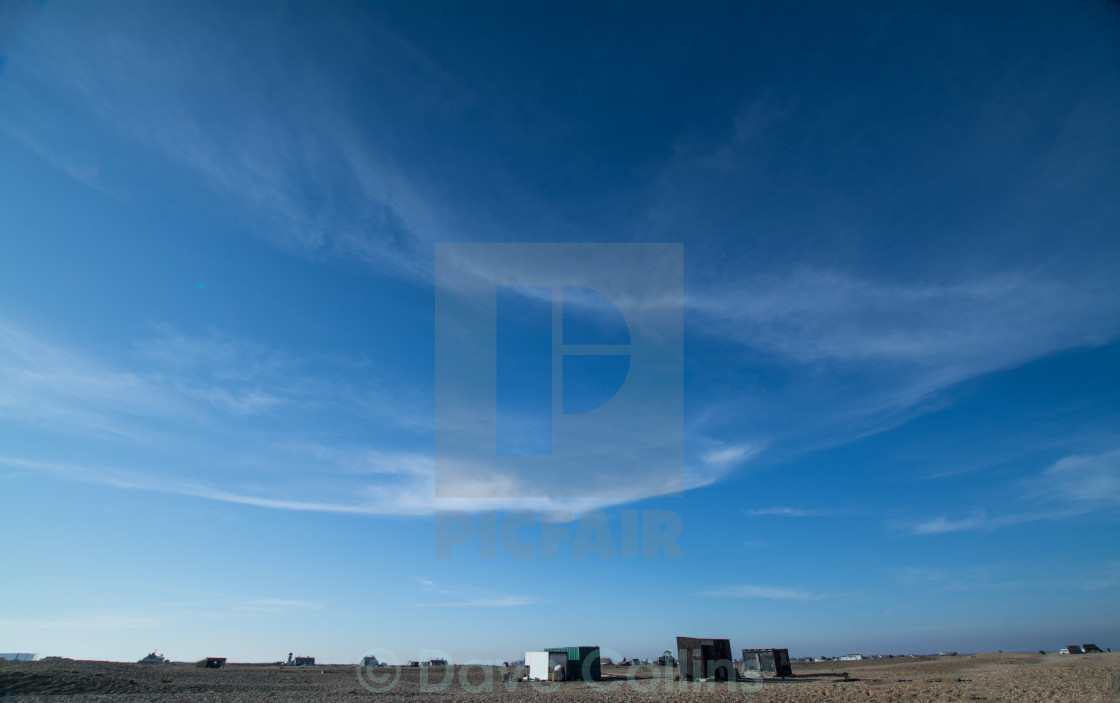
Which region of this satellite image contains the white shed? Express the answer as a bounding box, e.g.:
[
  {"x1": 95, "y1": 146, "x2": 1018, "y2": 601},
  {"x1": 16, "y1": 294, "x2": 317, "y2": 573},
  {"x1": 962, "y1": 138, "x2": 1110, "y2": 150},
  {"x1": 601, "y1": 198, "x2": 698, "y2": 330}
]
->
[{"x1": 525, "y1": 651, "x2": 568, "y2": 680}]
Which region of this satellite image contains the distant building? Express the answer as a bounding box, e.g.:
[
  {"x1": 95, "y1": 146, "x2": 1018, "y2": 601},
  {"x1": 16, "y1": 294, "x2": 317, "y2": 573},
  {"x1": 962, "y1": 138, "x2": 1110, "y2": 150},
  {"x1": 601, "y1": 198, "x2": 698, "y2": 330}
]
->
[
  {"x1": 425, "y1": 658, "x2": 448, "y2": 666},
  {"x1": 361, "y1": 655, "x2": 379, "y2": 667},
  {"x1": 1083, "y1": 644, "x2": 1103, "y2": 653},
  {"x1": 293, "y1": 656, "x2": 316, "y2": 666},
  {"x1": 0, "y1": 653, "x2": 37, "y2": 662},
  {"x1": 741, "y1": 648, "x2": 792, "y2": 677},
  {"x1": 839, "y1": 654, "x2": 863, "y2": 661},
  {"x1": 195, "y1": 658, "x2": 226, "y2": 669},
  {"x1": 138, "y1": 652, "x2": 170, "y2": 664},
  {"x1": 676, "y1": 637, "x2": 733, "y2": 681}
]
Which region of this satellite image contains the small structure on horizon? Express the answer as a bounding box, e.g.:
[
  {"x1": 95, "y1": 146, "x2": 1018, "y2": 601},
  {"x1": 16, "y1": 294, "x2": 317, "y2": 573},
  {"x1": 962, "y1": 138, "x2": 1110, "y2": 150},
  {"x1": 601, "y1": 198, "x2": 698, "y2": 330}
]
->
[
  {"x1": 524, "y1": 647, "x2": 601, "y2": 682},
  {"x1": 0, "y1": 653, "x2": 38, "y2": 662},
  {"x1": 287, "y1": 654, "x2": 315, "y2": 666},
  {"x1": 839, "y1": 653, "x2": 863, "y2": 661},
  {"x1": 676, "y1": 637, "x2": 733, "y2": 681},
  {"x1": 361, "y1": 655, "x2": 379, "y2": 667},
  {"x1": 546, "y1": 646, "x2": 601, "y2": 682},
  {"x1": 138, "y1": 652, "x2": 170, "y2": 665},
  {"x1": 525, "y1": 651, "x2": 568, "y2": 681},
  {"x1": 741, "y1": 648, "x2": 792, "y2": 677},
  {"x1": 196, "y1": 658, "x2": 226, "y2": 669},
  {"x1": 1082, "y1": 644, "x2": 1103, "y2": 653}
]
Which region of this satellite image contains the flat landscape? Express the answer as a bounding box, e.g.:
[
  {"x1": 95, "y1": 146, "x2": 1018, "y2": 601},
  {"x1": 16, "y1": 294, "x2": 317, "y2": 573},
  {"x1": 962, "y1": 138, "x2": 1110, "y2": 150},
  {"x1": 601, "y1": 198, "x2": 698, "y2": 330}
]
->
[{"x1": 2, "y1": 653, "x2": 1117, "y2": 702}]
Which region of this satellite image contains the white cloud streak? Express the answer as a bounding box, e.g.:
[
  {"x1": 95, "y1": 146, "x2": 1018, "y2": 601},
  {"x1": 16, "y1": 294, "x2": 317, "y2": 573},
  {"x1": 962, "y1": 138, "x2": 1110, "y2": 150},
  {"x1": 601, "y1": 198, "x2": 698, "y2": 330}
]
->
[
  {"x1": 0, "y1": 318, "x2": 738, "y2": 516},
  {"x1": 742, "y1": 507, "x2": 832, "y2": 517},
  {"x1": 906, "y1": 449, "x2": 1120, "y2": 535},
  {"x1": 413, "y1": 579, "x2": 540, "y2": 608}
]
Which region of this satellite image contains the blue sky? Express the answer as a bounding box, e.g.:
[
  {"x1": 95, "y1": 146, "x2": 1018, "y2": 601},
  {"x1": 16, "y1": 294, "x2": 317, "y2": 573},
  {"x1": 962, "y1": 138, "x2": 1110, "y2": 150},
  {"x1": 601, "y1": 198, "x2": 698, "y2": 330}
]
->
[{"x1": 1, "y1": 0, "x2": 1118, "y2": 663}]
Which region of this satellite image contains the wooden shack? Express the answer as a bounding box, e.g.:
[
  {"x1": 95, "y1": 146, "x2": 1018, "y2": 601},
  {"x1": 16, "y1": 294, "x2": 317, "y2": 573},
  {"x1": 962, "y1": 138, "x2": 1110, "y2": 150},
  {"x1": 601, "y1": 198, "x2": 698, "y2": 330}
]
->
[
  {"x1": 676, "y1": 636, "x2": 733, "y2": 681},
  {"x1": 741, "y1": 648, "x2": 792, "y2": 677}
]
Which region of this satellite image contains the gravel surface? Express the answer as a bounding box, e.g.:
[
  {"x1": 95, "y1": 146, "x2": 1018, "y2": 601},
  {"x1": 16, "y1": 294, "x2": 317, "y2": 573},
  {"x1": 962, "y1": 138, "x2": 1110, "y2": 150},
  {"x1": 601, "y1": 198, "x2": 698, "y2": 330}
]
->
[{"x1": 2, "y1": 652, "x2": 1117, "y2": 701}]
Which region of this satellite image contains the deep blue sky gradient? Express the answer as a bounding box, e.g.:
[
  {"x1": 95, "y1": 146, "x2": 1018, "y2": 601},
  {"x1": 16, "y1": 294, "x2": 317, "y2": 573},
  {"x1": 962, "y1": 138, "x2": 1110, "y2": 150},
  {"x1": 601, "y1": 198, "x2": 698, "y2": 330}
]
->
[{"x1": 0, "y1": 0, "x2": 1118, "y2": 662}]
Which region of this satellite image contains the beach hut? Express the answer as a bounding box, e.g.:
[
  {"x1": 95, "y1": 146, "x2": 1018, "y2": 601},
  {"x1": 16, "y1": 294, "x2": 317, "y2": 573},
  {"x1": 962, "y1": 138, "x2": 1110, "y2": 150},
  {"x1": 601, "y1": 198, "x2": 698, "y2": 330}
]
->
[
  {"x1": 741, "y1": 648, "x2": 792, "y2": 677},
  {"x1": 544, "y1": 646, "x2": 601, "y2": 681},
  {"x1": 526, "y1": 651, "x2": 568, "y2": 680},
  {"x1": 676, "y1": 637, "x2": 733, "y2": 681}
]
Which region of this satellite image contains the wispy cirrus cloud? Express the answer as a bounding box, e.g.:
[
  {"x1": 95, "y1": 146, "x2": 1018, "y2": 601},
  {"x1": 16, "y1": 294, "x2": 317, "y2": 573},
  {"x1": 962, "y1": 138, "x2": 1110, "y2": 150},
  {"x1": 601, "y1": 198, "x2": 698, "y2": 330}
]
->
[
  {"x1": 690, "y1": 268, "x2": 1118, "y2": 367},
  {"x1": 0, "y1": 318, "x2": 736, "y2": 516},
  {"x1": 0, "y1": 318, "x2": 422, "y2": 438},
  {"x1": 699, "y1": 442, "x2": 762, "y2": 468},
  {"x1": 907, "y1": 508, "x2": 1093, "y2": 536},
  {"x1": 905, "y1": 449, "x2": 1120, "y2": 535},
  {"x1": 1028, "y1": 450, "x2": 1120, "y2": 504},
  {"x1": 413, "y1": 578, "x2": 541, "y2": 608},
  {"x1": 743, "y1": 506, "x2": 833, "y2": 517},
  {"x1": 0, "y1": 2, "x2": 458, "y2": 280},
  {"x1": 683, "y1": 266, "x2": 1120, "y2": 462}
]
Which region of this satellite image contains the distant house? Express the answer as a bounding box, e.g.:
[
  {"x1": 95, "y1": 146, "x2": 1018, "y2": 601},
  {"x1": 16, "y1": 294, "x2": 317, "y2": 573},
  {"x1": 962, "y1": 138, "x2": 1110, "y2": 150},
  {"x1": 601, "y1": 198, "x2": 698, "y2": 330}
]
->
[
  {"x1": 0, "y1": 653, "x2": 37, "y2": 662},
  {"x1": 742, "y1": 648, "x2": 792, "y2": 677},
  {"x1": 361, "y1": 655, "x2": 379, "y2": 667},
  {"x1": 195, "y1": 658, "x2": 226, "y2": 669},
  {"x1": 839, "y1": 654, "x2": 863, "y2": 661},
  {"x1": 676, "y1": 637, "x2": 733, "y2": 681},
  {"x1": 293, "y1": 656, "x2": 316, "y2": 666},
  {"x1": 138, "y1": 652, "x2": 170, "y2": 664}
]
